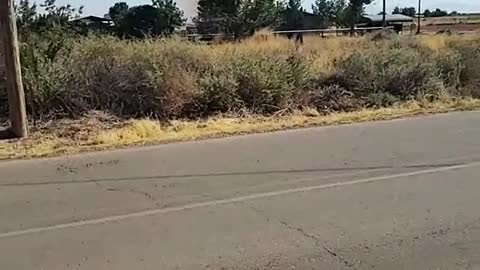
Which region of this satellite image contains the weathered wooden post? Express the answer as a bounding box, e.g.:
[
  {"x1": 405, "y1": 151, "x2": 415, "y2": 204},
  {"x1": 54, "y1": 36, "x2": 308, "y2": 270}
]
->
[
  {"x1": 416, "y1": 0, "x2": 422, "y2": 34},
  {"x1": 0, "y1": 0, "x2": 28, "y2": 138}
]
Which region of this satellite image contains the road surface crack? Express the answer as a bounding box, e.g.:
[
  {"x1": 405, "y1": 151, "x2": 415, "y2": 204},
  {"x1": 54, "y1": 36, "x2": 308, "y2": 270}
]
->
[
  {"x1": 322, "y1": 245, "x2": 357, "y2": 268},
  {"x1": 279, "y1": 220, "x2": 319, "y2": 243},
  {"x1": 279, "y1": 220, "x2": 356, "y2": 268},
  {"x1": 247, "y1": 205, "x2": 357, "y2": 268}
]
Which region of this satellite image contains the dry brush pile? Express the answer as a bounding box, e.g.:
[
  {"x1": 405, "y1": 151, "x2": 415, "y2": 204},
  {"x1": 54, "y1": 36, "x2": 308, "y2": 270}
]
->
[{"x1": 2, "y1": 33, "x2": 480, "y2": 121}]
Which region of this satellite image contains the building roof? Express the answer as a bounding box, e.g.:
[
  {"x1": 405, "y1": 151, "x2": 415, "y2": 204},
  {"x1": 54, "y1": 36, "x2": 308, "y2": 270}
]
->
[
  {"x1": 363, "y1": 14, "x2": 414, "y2": 23},
  {"x1": 303, "y1": 11, "x2": 316, "y2": 17},
  {"x1": 71, "y1": 16, "x2": 113, "y2": 23}
]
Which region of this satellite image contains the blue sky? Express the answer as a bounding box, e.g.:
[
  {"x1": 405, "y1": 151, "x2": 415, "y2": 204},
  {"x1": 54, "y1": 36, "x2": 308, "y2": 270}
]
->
[{"x1": 53, "y1": 0, "x2": 480, "y2": 19}]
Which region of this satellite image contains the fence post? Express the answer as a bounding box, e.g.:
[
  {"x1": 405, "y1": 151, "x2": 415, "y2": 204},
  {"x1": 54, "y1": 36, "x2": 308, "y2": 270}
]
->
[
  {"x1": 0, "y1": 0, "x2": 28, "y2": 138},
  {"x1": 416, "y1": 0, "x2": 422, "y2": 34}
]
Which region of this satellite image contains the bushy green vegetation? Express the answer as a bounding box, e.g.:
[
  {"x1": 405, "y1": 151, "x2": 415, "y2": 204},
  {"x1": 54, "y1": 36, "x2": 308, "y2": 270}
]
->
[
  {"x1": 1, "y1": 1, "x2": 479, "y2": 122},
  {"x1": 2, "y1": 33, "x2": 479, "y2": 121}
]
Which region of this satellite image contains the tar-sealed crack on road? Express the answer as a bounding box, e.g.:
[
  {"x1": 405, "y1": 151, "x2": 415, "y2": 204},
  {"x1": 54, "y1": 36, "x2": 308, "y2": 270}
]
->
[{"x1": 247, "y1": 205, "x2": 358, "y2": 268}]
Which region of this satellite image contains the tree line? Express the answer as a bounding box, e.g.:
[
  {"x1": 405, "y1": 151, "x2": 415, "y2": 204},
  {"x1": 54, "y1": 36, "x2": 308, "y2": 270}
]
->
[
  {"x1": 196, "y1": 0, "x2": 374, "y2": 37},
  {"x1": 14, "y1": 0, "x2": 471, "y2": 41},
  {"x1": 111, "y1": 0, "x2": 374, "y2": 38},
  {"x1": 391, "y1": 6, "x2": 463, "y2": 18},
  {"x1": 16, "y1": 0, "x2": 185, "y2": 38},
  {"x1": 15, "y1": 0, "x2": 376, "y2": 39}
]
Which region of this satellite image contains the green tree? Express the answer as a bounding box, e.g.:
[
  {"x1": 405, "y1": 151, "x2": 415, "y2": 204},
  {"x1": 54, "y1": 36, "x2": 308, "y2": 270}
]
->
[
  {"x1": 430, "y1": 8, "x2": 448, "y2": 17},
  {"x1": 237, "y1": 0, "x2": 281, "y2": 35},
  {"x1": 196, "y1": 0, "x2": 240, "y2": 35},
  {"x1": 16, "y1": 0, "x2": 38, "y2": 36},
  {"x1": 15, "y1": 0, "x2": 83, "y2": 34},
  {"x1": 250, "y1": 0, "x2": 281, "y2": 30},
  {"x1": 392, "y1": 6, "x2": 416, "y2": 17},
  {"x1": 113, "y1": 0, "x2": 185, "y2": 38},
  {"x1": 281, "y1": 0, "x2": 304, "y2": 30},
  {"x1": 197, "y1": 0, "x2": 238, "y2": 20},
  {"x1": 14, "y1": 0, "x2": 84, "y2": 122},
  {"x1": 332, "y1": 0, "x2": 347, "y2": 26},
  {"x1": 196, "y1": 0, "x2": 280, "y2": 38},
  {"x1": 424, "y1": 9, "x2": 432, "y2": 17},
  {"x1": 109, "y1": 2, "x2": 129, "y2": 22},
  {"x1": 312, "y1": 0, "x2": 334, "y2": 28},
  {"x1": 153, "y1": 0, "x2": 186, "y2": 35},
  {"x1": 116, "y1": 5, "x2": 160, "y2": 38},
  {"x1": 344, "y1": 0, "x2": 372, "y2": 32},
  {"x1": 39, "y1": 0, "x2": 84, "y2": 27},
  {"x1": 312, "y1": 0, "x2": 346, "y2": 28},
  {"x1": 404, "y1": 7, "x2": 416, "y2": 17}
]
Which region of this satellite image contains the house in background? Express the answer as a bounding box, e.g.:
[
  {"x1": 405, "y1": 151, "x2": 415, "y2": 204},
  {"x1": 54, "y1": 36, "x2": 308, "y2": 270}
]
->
[
  {"x1": 70, "y1": 15, "x2": 114, "y2": 33},
  {"x1": 361, "y1": 14, "x2": 414, "y2": 33},
  {"x1": 177, "y1": 22, "x2": 199, "y2": 40},
  {"x1": 71, "y1": 15, "x2": 114, "y2": 26}
]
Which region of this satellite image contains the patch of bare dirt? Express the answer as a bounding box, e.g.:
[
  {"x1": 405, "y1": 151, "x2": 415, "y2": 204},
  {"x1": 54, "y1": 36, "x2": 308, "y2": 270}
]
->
[{"x1": 28, "y1": 111, "x2": 126, "y2": 141}]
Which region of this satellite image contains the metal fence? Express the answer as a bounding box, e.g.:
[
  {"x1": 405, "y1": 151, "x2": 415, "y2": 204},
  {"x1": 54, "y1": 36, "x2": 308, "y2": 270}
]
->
[
  {"x1": 184, "y1": 26, "x2": 395, "y2": 42},
  {"x1": 272, "y1": 26, "x2": 394, "y2": 37}
]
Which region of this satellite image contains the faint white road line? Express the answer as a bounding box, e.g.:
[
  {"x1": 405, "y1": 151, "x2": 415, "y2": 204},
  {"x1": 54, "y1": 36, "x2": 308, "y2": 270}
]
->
[{"x1": 0, "y1": 161, "x2": 478, "y2": 239}]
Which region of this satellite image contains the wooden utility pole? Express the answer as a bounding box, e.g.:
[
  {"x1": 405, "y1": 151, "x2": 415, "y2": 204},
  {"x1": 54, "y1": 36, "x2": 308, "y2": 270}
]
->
[
  {"x1": 416, "y1": 0, "x2": 422, "y2": 34},
  {"x1": 382, "y1": 0, "x2": 387, "y2": 28},
  {"x1": 0, "y1": 0, "x2": 28, "y2": 138}
]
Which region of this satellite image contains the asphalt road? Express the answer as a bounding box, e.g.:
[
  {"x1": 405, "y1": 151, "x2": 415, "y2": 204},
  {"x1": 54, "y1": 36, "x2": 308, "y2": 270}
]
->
[{"x1": 1, "y1": 112, "x2": 480, "y2": 270}]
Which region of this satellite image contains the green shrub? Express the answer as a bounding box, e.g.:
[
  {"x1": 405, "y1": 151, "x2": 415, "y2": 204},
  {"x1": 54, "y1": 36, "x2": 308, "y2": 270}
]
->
[
  {"x1": 193, "y1": 69, "x2": 242, "y2": 115},
  {"x1": 455, "y1": 43, "x2": 480, "y2": 97},
  {"x1": 304, "y1": 83, "x2": 364, "y2": 113},
  {"x1": 337, "y1": 48, "x2": 443, "y2": 101},
  {"x1": 230, "y1": 54, "x2": 308, "y2": 114},
  {"x1": 365, "y1": 92, "x2": 400, "y2": 107},
  {"x1": 63, "y1": 37, "x2": 201, "y2": 118},
  {"x1": 20, "y1": 28, "x2": 73, "y2": 119},
  {"x1": 434, "y1": 50, "x2": 463, "y2": 89}
]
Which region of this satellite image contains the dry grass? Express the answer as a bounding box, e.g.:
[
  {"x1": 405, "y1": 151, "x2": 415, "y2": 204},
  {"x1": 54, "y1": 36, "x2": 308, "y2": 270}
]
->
[
  {"x1": 214, "y1": 31, "x2": 363, "y2": 74},
  {"x1": 423, "y1": 15, "x2": 480, "y2": 26},
  {"x1": 416, "y1": 34, "x2": 480, "y2": 51},
  {"x1": 1, "y1": 98, "x2": 480, "y2": 160},
  {"x1": 12, "y1": 31, "x2": 480, "y2": 120},
  {"x1": 417, "y1": 35, "x2": 451, "y2": 51}
]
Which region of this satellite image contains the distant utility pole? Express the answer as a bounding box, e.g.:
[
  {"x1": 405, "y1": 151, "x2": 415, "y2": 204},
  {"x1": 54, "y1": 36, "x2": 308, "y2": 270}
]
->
[
  {"x1": 382, "y1": 0, "x2": 386, "y2": 28},
  {"x1": 416, "y1": 0, "x2": 422, "y2": 34},
  {"x1": 0, "y1": 0, "x2": 28, "y2": 138}
]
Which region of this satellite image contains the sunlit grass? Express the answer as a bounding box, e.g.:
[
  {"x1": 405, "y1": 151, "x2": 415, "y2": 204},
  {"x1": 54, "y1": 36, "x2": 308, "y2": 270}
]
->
[
  {"x1": 416, "y1": 34, "x2": 480, "y2": 51},
  {"x1": 1, "y1": 98, "x2": 479, "y2": 160},
  {"x1": 90, "y1": 98, "x2": 480, "y2": 148}
]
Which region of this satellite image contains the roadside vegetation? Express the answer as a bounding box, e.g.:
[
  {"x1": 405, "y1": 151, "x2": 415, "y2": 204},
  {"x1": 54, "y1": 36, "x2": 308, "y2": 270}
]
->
[
  {"x1": 8, "y1": 33, "x2": 480, "y2": 120},
  {"x1": 1, "y1": 0, "x2": 480, "y2": 159}
]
